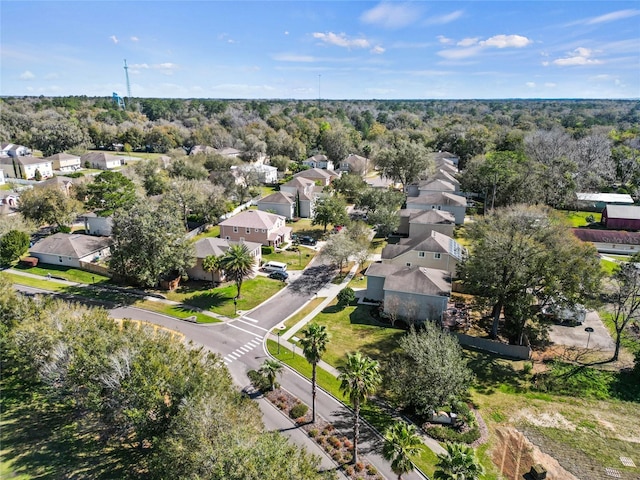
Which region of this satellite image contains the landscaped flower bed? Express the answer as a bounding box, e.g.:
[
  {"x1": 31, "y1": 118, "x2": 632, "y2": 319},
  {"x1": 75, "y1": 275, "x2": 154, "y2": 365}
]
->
[{"x1": 265, "y1": 387, "x2": 383, "y2": 480}]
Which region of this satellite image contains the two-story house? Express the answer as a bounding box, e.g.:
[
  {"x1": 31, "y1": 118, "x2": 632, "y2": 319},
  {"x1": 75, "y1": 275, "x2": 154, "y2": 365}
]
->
[
  {"x1": 279, "y1": 176, "x2": 319, "y2": 218},
  {"x1": 381, "y1": 230, "x2": 465, "y2": 276},
  {"x1": 293, "y1": 168, "x2": 339, "y2": 187},
  {"x1": 397, "y1": 209, "x2": 456, "y2": 238},
  {"x1": 302, "y1": 154, "x2": 334, "y2": 171},
  {"x1": 45, "y1": 153, "x2": 82, "y2": 172},
  {"x1": 339, "y1": 154, "x2": 369, "y2": 176},
  {"x1": 0, "y1": 156, "x2": 53, "y2": 179},
  {"x1": 405, "y1": 191, "x2": 467, "y2": 224},
  {"x1": 257, "y1": 191, "x2": 295, "y2": 219},
  {"x1": 218, "y1": 210, "x2": 292, "y2": 247},
  {"x1": 0, "y1": 143, "x2": 31, "y2": 157}
]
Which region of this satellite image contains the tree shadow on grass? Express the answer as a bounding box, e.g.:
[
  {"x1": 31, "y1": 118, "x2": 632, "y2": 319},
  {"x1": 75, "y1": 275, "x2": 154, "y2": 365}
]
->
[
  {"x1": 179, "y1": 289, "x2": 232, "y2": 310},
  {"x1": 465, "y1": 349, "x2": 526, "y2": 394}
]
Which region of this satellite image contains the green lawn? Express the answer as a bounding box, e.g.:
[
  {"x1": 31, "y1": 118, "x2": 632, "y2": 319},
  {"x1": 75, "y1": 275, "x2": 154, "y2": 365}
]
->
[
  {"x1": 295, "y1": 299, "x2": 405, "y2": 368},
  {"x1": 288, "y1": 218, "x2": 326, "y2": 237},
  {"x1": 0, "y1": 183, "x2": 13, "y2": 191},
  {"x1": 133, "y1": 300, "x2": 218, "y2": 324},
  {"x1": 2, "y1": 272, "x2": 68, "y2": 292},
  {"x1": 601, "y1": 258, "x2": 618, "y2": 276},
  {"x1": 557, "y1": 210, "x2": 602, "y2": 227},
  {"x1": 163, "y1": 276, "x2": 284, "y2": 318},
  {"x1": 13, "y1": 263, "x2": 110, "y2": 284},
  {"x1": 191, "y1": 225, "x2": 221, "y2": 242},
  {"x1": 279, "y1": 297, "x2": 326, "y2": 333},
  {"x1": 263, "y1": 246, "x2": 316, "y2": 270}
]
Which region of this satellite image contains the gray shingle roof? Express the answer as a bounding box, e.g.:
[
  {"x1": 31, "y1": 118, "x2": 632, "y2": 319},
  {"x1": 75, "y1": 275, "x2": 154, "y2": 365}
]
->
[
  {"x1": 258, "y1": 192, "x2": 294, "y2": 205},
  {"x1": 406, "y1": 191, "x2": 466, "y2": 207},
  {"x1": 382, "y1": 231, "x2": 464, "y2": 260},
  {"x1": 30, "y1": 233, "x2": 112, "y2": 259},
  {"x1": 366, "y1": 263, "x2": 451, "y2": 296},
  {"x1": 219, "y1": 209, "x2": 285, "y2": 229},
  {"x1": 193, "y1": 237, "x2": 261, "y2": 259},
  {"x1": 605, "y1": 205, "x2": 640, "y2": 220}
]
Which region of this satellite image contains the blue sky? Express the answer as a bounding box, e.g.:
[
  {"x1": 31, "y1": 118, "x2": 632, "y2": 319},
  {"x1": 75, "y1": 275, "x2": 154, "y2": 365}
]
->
[{"x1": 2, "y1": 1, "x2": 639, "y2": 99}]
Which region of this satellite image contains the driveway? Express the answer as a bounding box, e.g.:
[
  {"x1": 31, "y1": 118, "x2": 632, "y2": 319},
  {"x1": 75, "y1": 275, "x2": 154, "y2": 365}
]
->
[{"x1": 548, "y1": 310, "x2": 615, "y2": 351}]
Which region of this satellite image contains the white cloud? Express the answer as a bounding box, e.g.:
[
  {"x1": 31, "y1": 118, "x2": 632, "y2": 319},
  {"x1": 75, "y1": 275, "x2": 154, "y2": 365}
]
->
[
  {"x1": 457, "y1": 37, "x2": 479, "y2": 47},
  {"x1": 370, "y1": 45, "x2": 385, "y2": 55},
  {"x1": 109, "y1": 35, "x2": 118, "y2": 44},
  {"x1": 272, "y1": 53, "x2": 316, "y2": 62},
  {"x1": 19, "y1": 70, "x2": 35, "y2": 80},
  {"x1": 586, "y1": 9, "x2": 640, "y2": 25},
  {"x1": 437, "y1": 46, "x2": 482, "y2": 60},
  {"x1": 526, "y1": 82, "x2": 536, "y2": 88},
  {"x1": 424, "y1": 10, "x2": 464, "y2": 25},
  {"x1": 313, "y1": 32, "x2": 370, "y2": 49},
  {"x1": 480, "y1": 35, "x2": 532, "y2": 48},
  {"x1": 437, "y1": 35, "x2": 453, "y2": 45},
  {"x1": 131, "y1": 36, "x2": 139, "y2": 42},
  {"x1": 360, "y1": 2, "x2": 421, "y2": 29},
  {"x1": 284, "y1": 31, "x2": 289, "y2": 35},
  {"x1": 553, "y1": 47, "x2": 602, "y2": 66}
]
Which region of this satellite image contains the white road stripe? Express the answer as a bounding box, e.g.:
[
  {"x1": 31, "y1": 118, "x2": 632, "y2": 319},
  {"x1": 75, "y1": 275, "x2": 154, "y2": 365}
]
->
[
  {"x1": 224, "y1": 356, "x2": 234, "y2": 363},
  {"x1": 236, "y1": 319, "x2": 269, "y2": 332},
  {"x1": 228, "y1": 352, "x2": 240, "y2": 359},
  {"x1": 228, "y1": 322, "x2": 262, "y2": 336},
  {"x1": 247, "y1": 339, "x2": 260, "y2": 347},
  {"x1": 239, "y1": 346, "x2": 250, "y2": 353},
  {"x1": 242, "y1": 316, "x2": 259, "y2": 323}
]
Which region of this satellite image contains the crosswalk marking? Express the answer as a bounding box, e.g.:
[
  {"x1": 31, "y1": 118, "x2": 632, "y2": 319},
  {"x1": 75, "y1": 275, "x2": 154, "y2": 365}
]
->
[
  {"x1": 247, "y1": 339, "x2": 261, "y2": 347},
  {"x1": 239, "y1": 346, "x2": 251, "y2": 353},
  {"x1": 237, "y1": 318, "x2": 269, "y2": 332},
  {"x1": 228, "y1": 322, "x2": 261, "y2": 336},
  {"x1": 242, "y1": 316, "x2": 259, "y2": 323},
  {"x1": 221, "y1": 336, "x2": 266, "y2": 365}
]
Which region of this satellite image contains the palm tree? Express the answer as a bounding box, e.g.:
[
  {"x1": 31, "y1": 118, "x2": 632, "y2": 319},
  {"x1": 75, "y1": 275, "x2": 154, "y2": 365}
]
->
[
  {"x1": 338, "y1": 351, "x2": 382, "y2": 464},
  {"x1": 259, "y1": 358, "x2": 283, "y2": 391},
  {"x1": 220, "y1": 244, "x2": 254, "y2": 299},
  {"x1": 382, "y1": 421, "x2": 422, "y2": 480},
  {"x1": 202, "y1": 254, "x2": 223, "y2": 287},
  {"x1": 299, "y1": 323, "x2": 329, "y2": 424},
  {"x1": 434, "y1": 443, "x2": 485, "y2": 480}
]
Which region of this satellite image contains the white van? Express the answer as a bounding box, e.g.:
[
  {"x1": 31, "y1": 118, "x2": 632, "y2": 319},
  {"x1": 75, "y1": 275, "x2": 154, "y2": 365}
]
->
[{"x1": 262, "y1": 261, "x2": 288, "y2": 273}]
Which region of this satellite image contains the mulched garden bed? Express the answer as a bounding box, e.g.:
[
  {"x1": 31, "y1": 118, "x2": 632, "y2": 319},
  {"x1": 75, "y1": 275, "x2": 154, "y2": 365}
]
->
[{"x1": 265, "y1": 388, "x2": 384, "y2": 480}]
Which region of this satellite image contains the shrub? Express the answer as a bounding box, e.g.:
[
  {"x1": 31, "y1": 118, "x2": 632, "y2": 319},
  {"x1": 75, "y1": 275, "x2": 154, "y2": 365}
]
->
[
  {"x1": 523, "y1": 361, "x2": 533, "y2": 375},
  {"x1": 354, "y1": 462, "x2": 364, "y2": 472},
  {"x1": 344, "y1": 466, "x2": 354, "y2": 477},
  {"x1": 328, "y1": 436, "x2": 342, "y2": 449},
  {"x1": 366, "y1": 464, "x2": 378, "y2": 475},
  {"x1": 342, "y1": 438, "x2": 353, "y2": 450},
  {"x1": 0, "y1": 230, "x2": 30, "y2": 265},
  {"x1": 308, "y1": 428, "x2": 319, "y2": 438},
  {"x1": 426, "y1": 424, "x2": 481, "y2": 444},
  {"x1": 58, "y1": 225, "x2": 71, "y2": 233},
  {"x1": 290, "y1": 402, "x2": 308, "y2": 419},
  {"x1": 337, "y1": 287, "x2": 355, "y2": 306},
  {"x1": 261, "y1": 245, "x2": 274, "y2": 255},
  {"x1": 331, "y1": 450, "x2": 342, "y2": 462},
  {"x1": 247, "y1": 369, "x2": 269, "y2": 391},
  {"x1": 322, "y1": 425, "x2": 334, "y2": 435}
]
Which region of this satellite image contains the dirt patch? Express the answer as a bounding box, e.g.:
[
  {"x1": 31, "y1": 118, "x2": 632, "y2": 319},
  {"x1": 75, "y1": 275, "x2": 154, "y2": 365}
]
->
[
  {"x1": 514, "y1": 409, "x2": 576, "y2": 431},
  {"x1": 492, "y1": 426, "x2": 580, "y2": 480}
]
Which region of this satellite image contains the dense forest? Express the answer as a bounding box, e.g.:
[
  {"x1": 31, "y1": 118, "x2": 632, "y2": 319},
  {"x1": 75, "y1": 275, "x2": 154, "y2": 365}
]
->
[{"x1": 1, "y1": 96, "x2": 639, "y2": 202}]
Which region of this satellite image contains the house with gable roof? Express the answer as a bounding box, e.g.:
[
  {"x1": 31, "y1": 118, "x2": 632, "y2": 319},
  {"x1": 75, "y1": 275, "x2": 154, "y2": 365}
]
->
[
  {"x1": 302, "y1": 154, "x2": 334, "y2": 171},
  {"x1": 257, "y1": 191, "x2": 295, "y2": 219},
  {"x1": 365, "y1": 263, "x2": 451, "y2": 322},
  {"x1": 602, "y1": 205, "x2": 640, "y2": 231},
  {"x1": 293, "y1": 167, "x2": 339, "y2": 187},
  {"x1": 405, "y1": 191, "x2": 467, "y2": 224},
  {"x1": 279, "y1": 176, "x2": 320, "y2": 218},
  {"x1": 381, "y1": 230, "x2": 465, "y2": 276},
  {"x1": 81, "y1": 152, "x2": 123, "y2": 170},
  {"x1": 218, "y1": 210, "x2": 291, "y2": 247},
  {"x1": 0, "y1": 155, "x2": 53, "y2": 179},
  {"x1": 29, "y1": 233, "x2": 112, "y2": 268},
  {"x1": 187, "y1": 237, "x2": 262, "y2": 282},
  {"x1": 0, "y1": 143, "x2": 31, "y2": 158},
  {"x1": 397, "y1": 208, "x2": 456, "y2": 238},
  {"x1": 45, "y1": 153, "x2": 81, "y2": 172},
  {"x1": 339, "y1": 154, "x2": 369, "y2": 175}
]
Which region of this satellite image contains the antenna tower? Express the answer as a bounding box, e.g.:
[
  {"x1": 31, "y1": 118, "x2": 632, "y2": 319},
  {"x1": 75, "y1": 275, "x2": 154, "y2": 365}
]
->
[{"x1": 123, "y1": 59, "x2": 132, "y2": 99}]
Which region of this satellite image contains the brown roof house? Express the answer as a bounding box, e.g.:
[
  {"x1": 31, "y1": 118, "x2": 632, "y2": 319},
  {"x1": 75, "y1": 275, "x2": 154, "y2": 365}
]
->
[
  {"x1": 405, "y1": 191, "x2": 467, "y2": 224},
  {"x1": 397, "y1": 209, "x2": 456, "y2": 239},
  {"x1": 572, "y1": 228, "x2": 640, "y2": 256},
  {"x1": 382, "y1": 230, "x2": 465, "y2": 276},
  {"x1": 339, "y1": 154, "x2": 369, "y2": 176},
  {"x1": 365, "y1": 263, "x2": 451, "y2": 323},
  {"x1": 293, "y1": 168, "x2": 339, "y2": 186},
  {"x1": 406, "y1": 168, "x2": 460, "y2": 197},
  {"x1": 257, "y1": 191, "x2": 295, "y2": 220},
  {"x1": 602, "y1": 205, "x2": 640, "y2": 231},
  {"x1": 187, "y1": 237, "x2": 262, "y2": 282},
  {"x1": 29, "y1": 233, "x2": 112, "y2": 269},
  {"x1": 44, "y1": 153, "x2": 81, "y2": 172},
  {"x1": 219, "y1": 210, "x2": 291, "y2": 247}
]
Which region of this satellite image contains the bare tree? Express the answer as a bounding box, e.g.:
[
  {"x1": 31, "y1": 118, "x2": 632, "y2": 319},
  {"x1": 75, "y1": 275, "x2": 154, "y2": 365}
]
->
[{"x1": 608, "y1": 259, "x2": 640, "y2": 362}]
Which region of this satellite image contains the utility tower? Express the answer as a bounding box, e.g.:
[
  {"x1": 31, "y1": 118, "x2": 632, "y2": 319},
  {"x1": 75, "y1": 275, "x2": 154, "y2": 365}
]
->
[{"x1": 123, "y1": 59, "x2": 132, "y2": 99}]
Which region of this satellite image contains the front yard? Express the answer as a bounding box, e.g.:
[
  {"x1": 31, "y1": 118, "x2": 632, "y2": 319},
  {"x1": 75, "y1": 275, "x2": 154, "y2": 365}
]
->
[{"x1": 262, "y1": 245, "x2": 316, "y2": 270}]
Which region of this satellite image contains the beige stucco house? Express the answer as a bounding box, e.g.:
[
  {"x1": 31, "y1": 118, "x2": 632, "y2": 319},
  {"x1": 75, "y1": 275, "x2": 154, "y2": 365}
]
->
[
  {"x1": 0, "y1": 156, "x2": 53, "y2": 179},
  {"x1": 45, "y1": 153, "x2": 81, "y2": 172},
  {"x1": 187, "y1": 237, "x2": 262, "y2": 282},
  {"x1": 81, "y1": 152, "x2": 123, "y2": 170}
]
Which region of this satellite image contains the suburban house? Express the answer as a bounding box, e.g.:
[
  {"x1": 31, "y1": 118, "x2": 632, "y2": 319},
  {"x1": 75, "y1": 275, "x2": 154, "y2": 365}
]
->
[
  {"x1": 0, "y1": 143, "x2": 31, "y2": 157},
  {"x1": 238, "y1": 163, "x2": 278, "y2": 184},
  {"x1": 405, "y1": 191, "x2": 467, "y2": 224},
  {"x1": 82, "y1": 213, "x2": 114, "y2": 237},
  {"x1": 365, "y1": 263, "x2": 451, "y2": 322},
  {"x1": 29, "y1": 233, "x2": 112, "y2": 268},
  {"x1": 415, "y1": 179, "x2": 457, "y2": 195},
  {"x1": 302, "y1": 154, "x2": 334, "y2": 171},
  {"x1": 381, "y1": 230, "x2": 465, "y2": 275},
  {"x1": 216, "y1": 147, "x2": 242, "y2": 158},
  {"x1": 188, "y1": 237, "x2": 262, "y2": 282},
  {"x1": 45, "y1": 153, "x2": 81, "y2": 172},
  {"x1": 397, "y1": 209, "x2": 456, "y2": 238},
  {"x1": 601, "y1": 205, "x2": 640, "y2": 231},
  {"x1": 34, "y1": 175, "x2": 88, "y2": 197},
  {"x1": 406, "y1": 169, "x2": 460, "y2": 197},
  {"x1": 257, "y1": 192, "x2": 295, "y2": 219},
  {"x1": 338, "y1": 154, "x2": 369, "y2": 176},
  {"x1": 218, "y1": 210, "x2": 292, "y2": 247},
  {"x1": 189, "y1": 145, "x2": 216, "y2": 156},
  {"x1": 433, "y1": 151, "x2": 460, "y2": 167},
  {"x1": 572, "y1": 229, "x2": 640, "y2": 256},
  {"x1": 81, "y1": 152, "x2": 123, "y2": 170},
  {"x1": 0, "y1": 156, "x2": 53, "y2": 179},
  {"x1": 293, "y1": 168, "x2": 339, "y2": 187},
  {"x1": 280, "y1": 176, "x2": 319, "y2": 218}
]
